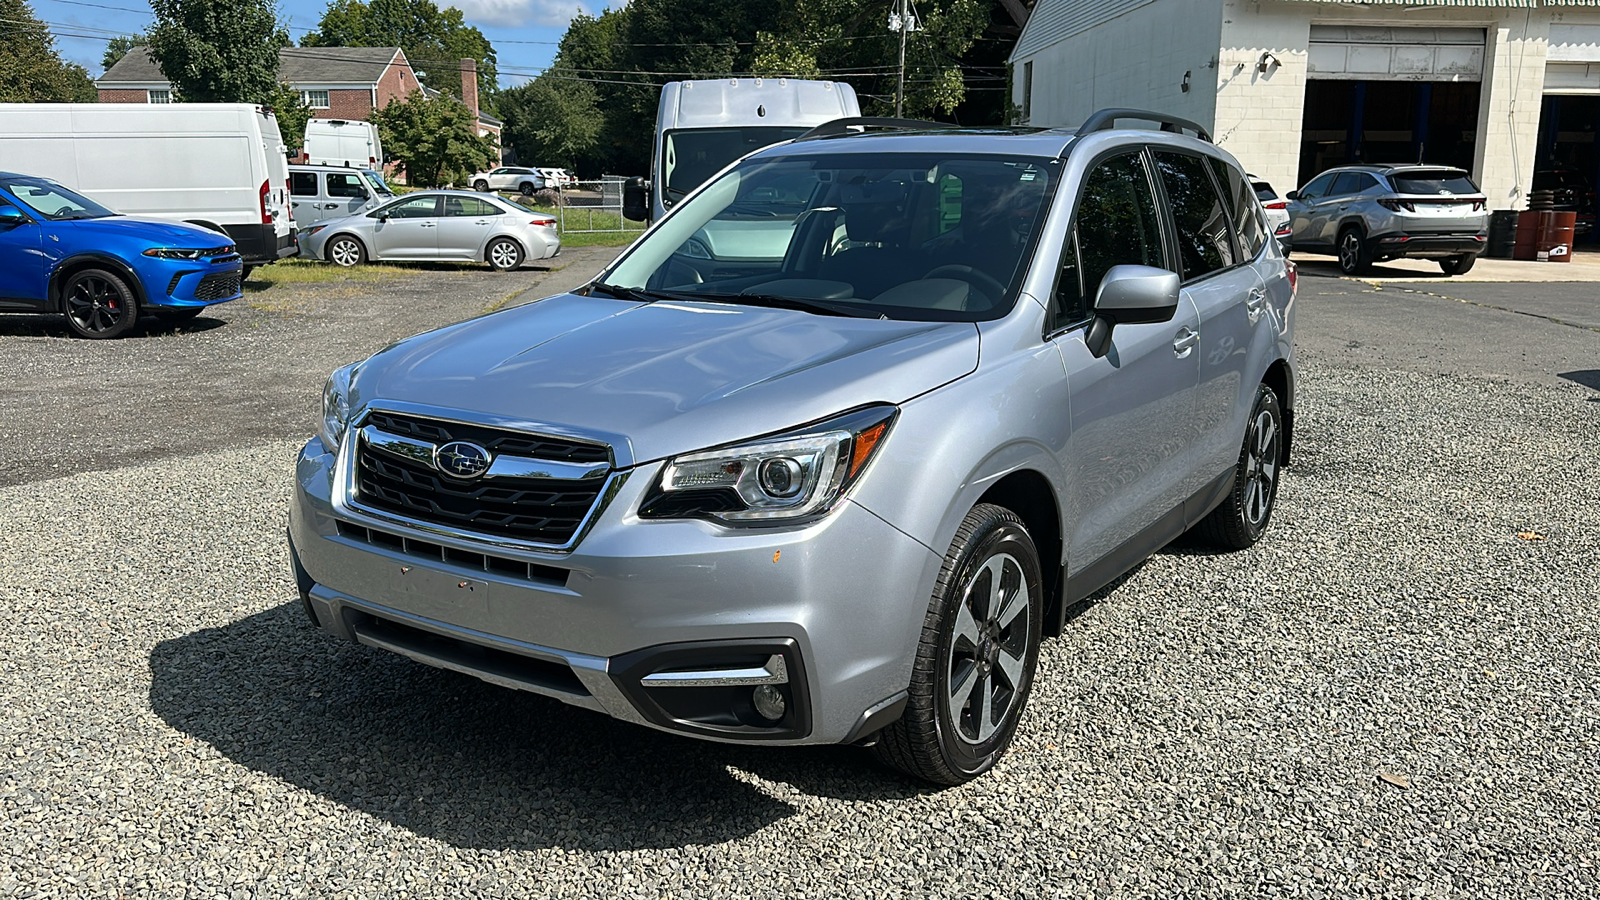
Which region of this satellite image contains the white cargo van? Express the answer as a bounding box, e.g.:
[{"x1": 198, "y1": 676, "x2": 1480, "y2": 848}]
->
[
  {"x1": 303, "y1": 119, "x2": 384, "y2": 169},
  {"x1": 0, "y1": 103, "x2": 297, "y2": 267},
  {"x1": 630, "y1": 78, "x2": 860, "y2": 222}
]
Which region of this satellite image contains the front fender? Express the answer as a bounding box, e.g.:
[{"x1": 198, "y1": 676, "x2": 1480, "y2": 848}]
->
[{"x1": 48, "y1": 252, "x2": 147, "y2": 313}]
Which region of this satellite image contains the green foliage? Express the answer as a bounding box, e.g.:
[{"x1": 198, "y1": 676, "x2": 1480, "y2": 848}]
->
[
  {"x1": 301, "y1": 0, "x2": 497, "y2": 108},
  {"x1": 103, "y1": 33, "x2": 148, "y2": 72},
  {"x1": 497, "y1": 74, "x2": 600, "y2": 173},
  {"x1": 0, "y1": 0, "x2": 97, "y2": 102},
  {"x1": 370, "y1": 91, "x2": 496, "y2": 188},
  {"x1": 266, "y1": 81, "x2": 313, "y2": 151},
  {"x1": 147, "y1": 0, "x2": 290, "y2": 103}
]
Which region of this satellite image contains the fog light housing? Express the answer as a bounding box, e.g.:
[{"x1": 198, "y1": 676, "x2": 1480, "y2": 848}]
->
[{"x1": 752, "y1": 684, "x2": 787, "y2": 721}]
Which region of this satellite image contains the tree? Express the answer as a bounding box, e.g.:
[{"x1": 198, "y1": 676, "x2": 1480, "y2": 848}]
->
[
  {"x1": 370, "y1": 91, "x2": 496, "y2": 187},
  {"x1": 103, "y1": 33, "x2": 148, "y2": 72},
  {"x1": 0, "y1": 0, "x2": 97, "y2": 102},
  {"x1": 498, "y1": 74, "x2": 601, "y2": 172},
  {"x1": 147, "y1": 0, "x2": 290, "y2": 103},
  {"x1": 302, "y1": 0, "x2": 497, "y2": 108},
  {"x1": 265, "y1": 82, "x2": 312, "y2": 151}
]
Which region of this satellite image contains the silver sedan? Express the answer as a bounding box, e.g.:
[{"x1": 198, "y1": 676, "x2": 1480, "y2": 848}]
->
[{"x1": 300, "y1": 190, "x2": 560, "y2": 271}]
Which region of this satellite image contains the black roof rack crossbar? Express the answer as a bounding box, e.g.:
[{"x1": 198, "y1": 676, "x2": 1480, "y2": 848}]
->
[
  {"x1": 1077, "y1": 108, "x2": 1211, "y2": 143},
  {"x1": 796, "y1": 116, "x2": 959, "y2": 141}
]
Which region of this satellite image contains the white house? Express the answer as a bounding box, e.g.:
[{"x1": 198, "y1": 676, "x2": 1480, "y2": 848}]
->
[{"x1": 1010, "y1": 0, "x2": 1600, "y2": 212}]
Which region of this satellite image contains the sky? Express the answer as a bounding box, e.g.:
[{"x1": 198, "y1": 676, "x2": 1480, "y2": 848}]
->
[{"x1": 36, "y1": 0, "x2": 610, "y2": 88}]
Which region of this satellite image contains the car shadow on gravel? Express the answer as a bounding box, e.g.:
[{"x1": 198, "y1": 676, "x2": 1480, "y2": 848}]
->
[
  {"x1": 0, "y1": 313, "x2": 227, "y2": 339},
  {"x1": 149, "y1": 603, "x2": 920, "y2": 852},
  {"x1": 1559, "y1": 369, "x2": 1600, "y2": 400}
]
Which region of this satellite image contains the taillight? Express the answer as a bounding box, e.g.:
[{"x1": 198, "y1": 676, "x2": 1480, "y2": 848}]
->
[
  {"x1": 1378, "y1": 199, "x2": 1415, "y2": 213},
  {"x1": 259, "y1": 179, "x2": 271, "y2": 224},
  {"x1": 1472, "y1": 201, "x2": 1484, "y2": 212},
  {"x1": 1286, "y1": 260, "x2": 1297, "y2": 297},
  {"x1": 529, "y1": 216, "x2": 556, "y2": 226},
  {"x1": 1264, "y1": 200, "x2": 1287, "y2": 210}
]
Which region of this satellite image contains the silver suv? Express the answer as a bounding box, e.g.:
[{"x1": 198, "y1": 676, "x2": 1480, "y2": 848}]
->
[
  {"x1": 288, "y1": 109, "x2": 1297, "y2": 784},
  {"x1": 1284, "y1": 165, "x2": 1487, "y2": 276}
]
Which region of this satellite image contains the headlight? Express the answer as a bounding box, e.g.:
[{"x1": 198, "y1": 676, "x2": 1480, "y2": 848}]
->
[
  {"x1": 640, "y1": 406, "x2": 896, "y2": 525},
  {"x1": 318, "y1": 363, "x2": 357, "y2": 451},
  {"x1": 304, "y1": 224, "x2": 329, "y2": 236},
  {"x1": 142, "y1": 247, "x2": 205, "y2": 260}
]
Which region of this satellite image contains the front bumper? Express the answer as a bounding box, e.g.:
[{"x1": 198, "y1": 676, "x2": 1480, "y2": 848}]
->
[
  {"x1": 288, "y1": 435, "x2": 940, "y2": 746},
  {"x1": 1372, "y1": 231, "x2": 1486, "y2": 259},
  {"x1": 135, "y1": 255, "x2": 244, "y2": 308}
]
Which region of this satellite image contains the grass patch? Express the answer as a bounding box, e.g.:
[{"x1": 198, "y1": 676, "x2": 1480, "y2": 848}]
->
[
  {"x1": 558, "y1": 231, "x2": 642, "y2": 248},
  {"x1": 250, "y1": 259, "x2": 397, "y2": 286}
]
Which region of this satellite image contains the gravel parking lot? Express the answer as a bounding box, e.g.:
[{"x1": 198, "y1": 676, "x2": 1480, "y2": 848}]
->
[{"x1": 2, "y1": 272, "x2": 1597, "y2": 898}]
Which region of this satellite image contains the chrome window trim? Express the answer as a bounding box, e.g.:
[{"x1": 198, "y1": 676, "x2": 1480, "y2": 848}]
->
[{"x1": 332, "y1": 402, "x2": 633, "y2": 555}]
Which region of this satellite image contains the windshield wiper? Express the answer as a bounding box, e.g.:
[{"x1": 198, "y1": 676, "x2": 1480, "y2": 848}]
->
[
  {"x1": 588, "y1": 282, "x2": 699, "y2": 304},
  {"x1": 683, "y1": 292, "x2": 872, "y2": 318}
]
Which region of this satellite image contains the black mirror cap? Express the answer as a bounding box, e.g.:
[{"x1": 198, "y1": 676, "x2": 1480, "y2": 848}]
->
[
  {"x1": 1092, "y1": 264, "x2": 1181, "y2": 325},
  {"x1": 623, "y1": 176, "x2": 650, "y2": 223},
  {"x1": 1285, "y1": 189, "x2": 1300, "y2": 201}
]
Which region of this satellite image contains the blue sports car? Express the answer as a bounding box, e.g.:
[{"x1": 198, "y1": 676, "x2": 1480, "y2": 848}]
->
[{"x1": 0, "y1": 172, "x2": 244, "y2": 338}]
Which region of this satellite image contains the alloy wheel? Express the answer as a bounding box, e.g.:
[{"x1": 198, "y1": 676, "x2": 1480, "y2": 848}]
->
[
  {"x1": 330, "y1": 238, "x2": 362, "y2": 267},
  {"x1": 1243, "y1": 406, "x2": 1280, "y2": 526},
  {"x1": 945, "y1": 552, "x2": 1031, "y2": 745},
  {"x1": 66, "y1": 274, "x2": 127, "y2": 335},
  {"x1": 1339, "y1": 233, "x2": 1360, "y2": 272},
  {"x1": 489, "y1": 240, "x2": 521, "y2": 270}
]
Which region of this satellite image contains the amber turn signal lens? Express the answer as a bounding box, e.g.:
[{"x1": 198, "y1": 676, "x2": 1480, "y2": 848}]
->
[{"x1": 849, "y1": 422, "x2": 888, "y2": 478}]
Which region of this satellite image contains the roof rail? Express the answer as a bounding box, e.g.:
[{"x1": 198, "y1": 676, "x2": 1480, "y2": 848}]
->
[
  {"x1": 795, "y1": 116, "x2": 958, "y2": 141},
  {"x1": 1077, "y1": 108, "x2": 1211, "y2": 143}
]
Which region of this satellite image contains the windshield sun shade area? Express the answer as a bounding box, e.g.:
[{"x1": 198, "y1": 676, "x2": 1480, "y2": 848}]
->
[{"x1": 608, "y1": 152, "x2": 1059, "y2": 322}]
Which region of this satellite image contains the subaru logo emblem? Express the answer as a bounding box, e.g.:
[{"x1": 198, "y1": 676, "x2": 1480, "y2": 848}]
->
[{"x1": 435, "y1": 441, "x2": 491, "y2": 479}]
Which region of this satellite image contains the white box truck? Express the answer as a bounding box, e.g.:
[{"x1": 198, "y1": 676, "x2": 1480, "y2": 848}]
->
[
  {"x1": 0, "y1": 103, "x2": 297, "y2": 268},
  {"x1": 629, "y1": 78, "x2": 860, "y2": 222},
  {"x1": 303, "y1": 118, "x2": 384, "y2": 168}
]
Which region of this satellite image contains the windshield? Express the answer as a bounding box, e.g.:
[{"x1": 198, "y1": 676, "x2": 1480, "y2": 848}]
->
[
  {"x1": 361, "y1": 170, "x2": 394, "y2": 196},
  {"x1": 1391, "y1": 171, "x2": 1479, "y2": 195},
  {"x1": 605, "y1": 152, "x2": 1059, "y2": 322},
  {"x1": 660, "y1": 127, "x2": 812, "y2": 203},
  {"x1": 0, "y1": 175, "x2": 117, "y2": 220}
]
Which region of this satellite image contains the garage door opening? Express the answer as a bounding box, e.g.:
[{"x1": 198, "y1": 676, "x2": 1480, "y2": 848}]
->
[
  {"x1": 1536, "y1": 95, "x2": 1599, "y2": 243},
  {"x1": 1298, "y1": 81, "x2": 1481, "y2": 187}
]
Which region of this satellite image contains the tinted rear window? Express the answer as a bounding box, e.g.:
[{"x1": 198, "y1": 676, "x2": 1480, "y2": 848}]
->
[
  {"x1": 1392, "y1": 171, "x2": 1478, "y2": 195},
  {"x1": 1253, "y1": 182, "x2": 1277, "y2": 201}
]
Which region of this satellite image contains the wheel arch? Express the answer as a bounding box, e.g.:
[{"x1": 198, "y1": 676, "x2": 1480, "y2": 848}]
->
[
  {"x1": 1262, "y1": 358, "x2": 1294, "y2": 466},
  {"x1": 975, "y1": 469, "x2": 1065, "y2": 637},
  {"x1": 1337, "y1": 217, "x2": 1368, "y2": 240},
  {"x1": 325, "y1": 231, "x2": 372, "y2": 261},
  {"x1": 183, "y1": 219, "x2": 227, "y2": 236},
  {"x1": 48, "y1": 253, "x2": 148, "y2": 313},
  {"x1": 481, "y1": 232, "x2": 530, "y2": 263}
]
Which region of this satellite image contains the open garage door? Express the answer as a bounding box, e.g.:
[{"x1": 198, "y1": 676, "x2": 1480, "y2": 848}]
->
[
  {"x1": 1537, "y1": 26, "x2": 1600, "y2": 243},
  {"x1": 1299, "y1": 26, "x2": 1485, "y2": 185}
]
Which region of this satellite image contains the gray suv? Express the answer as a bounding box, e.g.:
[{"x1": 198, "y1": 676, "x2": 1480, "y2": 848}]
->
[
  {"x1": 288, "y1": 109, "x2": 1297, "y2": 784},
  {"x1": 1284, "y1": 165, "x2": 1487, "y2": 276}
]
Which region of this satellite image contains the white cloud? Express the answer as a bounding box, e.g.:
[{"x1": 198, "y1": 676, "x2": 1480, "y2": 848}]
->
[{"x1": 449, "y1": 0, "x2": 592, "y2": 28}]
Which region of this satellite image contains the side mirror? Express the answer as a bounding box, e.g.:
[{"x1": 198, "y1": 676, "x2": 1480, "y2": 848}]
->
[
  {"x1": 1084, "y1": 265, "x2": 1181, "y2": 358},
  {"x1": 0, "y1": 206, "x2": 28, "y2": 226},
  {"x1": 370, "y1": 210, "x2": 388, "y2": 221},
  {"x1": 623, "y1": 177, "x2": 650, "y2": 223},
  {"x1": 1285, "y1": 190, "x2": 1300, "y2": 201}
]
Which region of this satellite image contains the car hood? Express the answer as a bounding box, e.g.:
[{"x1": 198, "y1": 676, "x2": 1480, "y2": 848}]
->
[
  {"x1": 54, "y1": 216, "x2": 228, "y2": 245},
  {"x1": 351, "y1": 292, "x2": 979, "y2": 465}
]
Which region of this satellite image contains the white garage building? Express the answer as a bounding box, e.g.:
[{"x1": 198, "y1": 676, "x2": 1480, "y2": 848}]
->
[{"x1": 1010, "y1": 0, "x2": 1600, "y2": 214}]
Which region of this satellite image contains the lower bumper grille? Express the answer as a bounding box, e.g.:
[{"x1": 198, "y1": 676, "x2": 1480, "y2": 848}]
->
[{"x1": 194, "y1": 272, "x2": 241, "y2": 301}]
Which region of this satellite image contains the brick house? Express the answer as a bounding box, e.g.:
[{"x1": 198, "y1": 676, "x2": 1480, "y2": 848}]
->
[{"x1": 97, "y1": 46, "x2": 419, "y2": 120}]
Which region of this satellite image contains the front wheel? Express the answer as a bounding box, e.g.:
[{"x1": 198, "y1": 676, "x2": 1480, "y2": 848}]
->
[
  {"x1": 518, "y1": 181, "x2": 536, "y2": 197},
  {"x1": 473, "y1": 180, "x2": 490, "y2": 192},
  {"x1": 872, "y1": 504, "x2": 1043, "y2": 785},
  {"x1": 486, "y1": 237, "x2": 523, "y2": 271},
  {"x1": 1195, "y1": 383, "x2": 1284, "y2": 550},
  {"x1": 62, "y1": 269, "x2": 139, "y2": 339},
  {"x1": 1337, "y1": 227, "x2": 1372, "y2": 275},
  {"x1": 326, "y1": 235, "x2": 365, "y2": 268},
  {"x1": 1439, "y1": 254, "x2": 1476, "y2": 276}
]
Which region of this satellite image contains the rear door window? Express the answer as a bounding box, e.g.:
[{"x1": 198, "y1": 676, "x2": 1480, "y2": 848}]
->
[
  {"x1": 1330, "y1": 172, "x2": 1368, "y2": 196},
  {"x1": 445, "y1": 196, "x2": 501, "y2": 217},
  {"x1": 1056, "y1": 150, "x2": 1165, "y2": 326},
  {"x1": 1153, "y1": 151, "x2": 1234, "y2": 280},
  {"x1": 289, "y1": 172, "x2": 318, "y2": 197},
  {"x1": 1212, "y1": 159, "x2": 1267, "y2": 260},
  {"x1": 325, "y1": 173, "x2": 367, "y2": 198}
]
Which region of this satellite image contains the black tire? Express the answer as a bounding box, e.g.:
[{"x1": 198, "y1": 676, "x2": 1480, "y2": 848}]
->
[
  {"x1": 1196, "y1": 383, "x2": 1284, "y2": 550},
  {"x1": 326, "y1": 235, "x2": 366, "y2": 268},
  {"x1": 241, "y1": 266, "x2": 256, "y2": 282},
  {"x1": 518, "y1": 181, "x2": 536, "y2": 197},
  {"x1": 486, "y1": 237, "x2": 523, "y2": 272},
  {"x1": 872, "y1": 503, "x2": 1043, "y2": 786},
  {"x1": 61, "y1": 268, "x2": 139, "y2": 339},
  {"x1": 473, "y1": 180, "x2": 490, "y2": 192},
  {"x1": 1337, "y1": 226, "x2": 1372, "y2": 275},
  {"x1": 1439, "y1": 254, "x2": 1476, "y2": 276}
]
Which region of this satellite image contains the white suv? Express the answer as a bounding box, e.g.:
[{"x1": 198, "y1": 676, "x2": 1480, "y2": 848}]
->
[{"x1": 470, "y1": 167, "x2": 546, "y2": 197}]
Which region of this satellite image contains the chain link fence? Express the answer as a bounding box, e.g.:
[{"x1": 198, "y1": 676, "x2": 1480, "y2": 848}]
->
[{"x1": 558, "y1": 177, "x2": 649, "y2": 235}]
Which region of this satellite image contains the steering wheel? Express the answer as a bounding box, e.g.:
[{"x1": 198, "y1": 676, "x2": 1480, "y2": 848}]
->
[{"x1": 922, "y1": 265, "x2": 1006, "y2": 306}]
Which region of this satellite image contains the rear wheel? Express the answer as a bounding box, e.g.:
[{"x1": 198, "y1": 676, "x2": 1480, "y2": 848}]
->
[
  {"x1": 1337, "y1": 227, "x2": 1371, "y2": 275},
  {"x1": 519, "y1": 181, "x2": 536, "y2": 197},
  {"x1": 1196, "y1": 383, "x2": 1284, "y2": 550},
  {"x1": 872, "y1": 504, "x2": 1043, "y2": 785},
  {"x1": 486, "y1": 237, "x2": 523, "y2": 271},
  {"x1": 62, "y1": 269, "x2": 139, "y2": 339},
  {"x1": 327, "y1": 235, "x2": 365, "y2": 268},
  {"x1": 1439, "y1": 254, "x2": 1476, "y2": 276}
]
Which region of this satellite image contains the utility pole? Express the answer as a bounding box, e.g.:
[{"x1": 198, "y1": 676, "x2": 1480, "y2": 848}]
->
[{"x1": 895, "y1": 0, "x2": 908, "y2": 118}]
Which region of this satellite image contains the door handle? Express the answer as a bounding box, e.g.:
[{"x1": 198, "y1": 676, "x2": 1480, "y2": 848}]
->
[
  {"x1": 1246, "y1": 288, "x2": 1266, "y2": 322},
  {"x1": 1173, "y1": 326, "x2": 1199, "y2": 357},
  {"x1": 419, "y1": 223, "x2": 436, "y2": 228}
]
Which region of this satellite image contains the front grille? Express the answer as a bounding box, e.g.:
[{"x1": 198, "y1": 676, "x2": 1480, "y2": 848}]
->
[
  {"x1": 354, "y1": 411, "x2": 611, "y2": 546},
  {"x1": 336, "y1": 521, "x2": 569, "y2": 586},
  {"x1": 194, "y1": 272, "x2": 241, "y2": 301}
]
